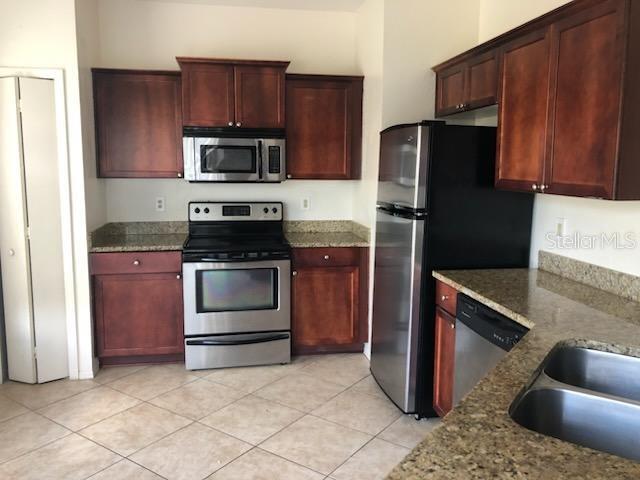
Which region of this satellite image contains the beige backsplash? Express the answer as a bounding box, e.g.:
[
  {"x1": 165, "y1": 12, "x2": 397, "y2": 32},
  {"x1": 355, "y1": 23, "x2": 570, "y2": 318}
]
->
[{"x1": 538, "y1": 250, "x2": 640, "y2": 302}]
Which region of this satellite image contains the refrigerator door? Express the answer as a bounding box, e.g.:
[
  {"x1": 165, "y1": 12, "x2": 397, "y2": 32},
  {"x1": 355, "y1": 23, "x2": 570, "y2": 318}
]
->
[
  {"x1": 377, "y1": 124, "x2": 430, "y2": 210},
  {"x1": 370, "y1": 207, "x2": 426, "y2": 413}
]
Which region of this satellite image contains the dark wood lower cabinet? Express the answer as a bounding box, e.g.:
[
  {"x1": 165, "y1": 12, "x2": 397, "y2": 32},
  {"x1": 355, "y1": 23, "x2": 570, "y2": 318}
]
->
[
  {"x1": 91, "y1": 252, "x2": 184, "y2": 364},
  {"x1": 433, "y1": 305, "x2": 456, "y2": 417},
  {"x1": 292, "y1": 248, "x2": 368, "y2": 354}
]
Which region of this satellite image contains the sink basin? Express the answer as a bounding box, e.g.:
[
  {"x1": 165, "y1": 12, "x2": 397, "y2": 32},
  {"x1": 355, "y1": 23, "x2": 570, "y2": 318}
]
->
[
  {"x1": 544, "y1": 346, "x2": 640, "y2": 402},
  {"x1": 510, "y1": 344, "x2": 640, "y2": 461},
  {"x1": 510, "y1": 387, "x2": 640, "y2": 461}
]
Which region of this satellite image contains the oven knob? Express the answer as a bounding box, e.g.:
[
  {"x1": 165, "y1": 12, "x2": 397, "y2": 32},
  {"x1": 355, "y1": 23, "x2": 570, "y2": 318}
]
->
[
  {"x1": 194, "y1": 208, "x2": 201, "y2": 214},
  {"x1": 204, "y1": 208, "x2": 210, "y2": 214},
  {"x1": 272, "y1": 207, "x2": 278, "y2": 214},
  {"x1": 263, "y1": 207, "x2": 269, "y2": 214}
]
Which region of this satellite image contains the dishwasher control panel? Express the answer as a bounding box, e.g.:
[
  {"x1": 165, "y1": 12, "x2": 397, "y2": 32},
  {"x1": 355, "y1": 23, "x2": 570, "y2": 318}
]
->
[{"x1": 456, "y1": 294, "x2": 529, "y2": 352}]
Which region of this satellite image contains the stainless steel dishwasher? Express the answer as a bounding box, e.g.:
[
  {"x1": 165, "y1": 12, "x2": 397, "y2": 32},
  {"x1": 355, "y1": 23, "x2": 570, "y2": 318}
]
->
[{"x1": 453, "y1": 294, "x2": 529, "y2": 407}]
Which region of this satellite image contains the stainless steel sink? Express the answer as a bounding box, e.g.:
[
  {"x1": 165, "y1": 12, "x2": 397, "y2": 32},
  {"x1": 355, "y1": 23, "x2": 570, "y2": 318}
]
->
[
  {"x1": 510, "y1": 386, "x2": 640, "y2": 461},
  {"x1": 543, "y1": 346, "x2": 640, "y2": 402},
  {"x1": 510, "y1": 344, "x2": 640, "y2": 462}
]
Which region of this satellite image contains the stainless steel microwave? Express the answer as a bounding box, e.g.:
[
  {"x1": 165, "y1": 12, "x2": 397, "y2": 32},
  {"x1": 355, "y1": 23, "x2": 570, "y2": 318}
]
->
[{"x1": 183, "y1": 129, "x2": 286, "y2": 182}]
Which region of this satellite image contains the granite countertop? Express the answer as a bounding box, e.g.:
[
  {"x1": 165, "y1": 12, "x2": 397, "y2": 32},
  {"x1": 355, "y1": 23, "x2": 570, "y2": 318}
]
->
[
  {"x1": 89, "y1": 222, "x2": 188, "y2": 253},
  {"x1": 89, "y1": 220, "x2": 369, "y2": 253},
  {"x1": 388, "y1": 268, "x2": 640, "y2": 479}
]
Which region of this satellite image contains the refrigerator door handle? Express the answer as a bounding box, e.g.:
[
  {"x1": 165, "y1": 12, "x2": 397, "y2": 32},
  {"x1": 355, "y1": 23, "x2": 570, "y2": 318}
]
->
[{"x1": 376, "y1": 203, "x2": 427, "y2": 220}]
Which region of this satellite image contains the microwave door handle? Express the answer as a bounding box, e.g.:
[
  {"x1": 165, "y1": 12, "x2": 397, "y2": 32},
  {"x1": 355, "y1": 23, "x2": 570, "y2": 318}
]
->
[{"x1": 257, "y1": 140, "x2": 263, "y2": 180}]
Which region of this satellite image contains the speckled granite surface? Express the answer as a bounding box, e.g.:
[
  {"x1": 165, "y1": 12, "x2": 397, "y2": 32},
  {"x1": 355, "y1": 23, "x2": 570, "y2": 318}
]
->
[
  {"x1": 90, "y1": 220, "x2": 369, "y2": 252},
  {"x1": 388, "y1": 268, "x2": 640, "y2": 479},
  {"x1": 539, "y1": 250, "x2": 640, "y2": 302},
  {"x1": 89, "y1": 222, "x2": 187, "y2": 252},
  {"x1": 284, "y1": 220, "x2": 369, "y2": 247}
]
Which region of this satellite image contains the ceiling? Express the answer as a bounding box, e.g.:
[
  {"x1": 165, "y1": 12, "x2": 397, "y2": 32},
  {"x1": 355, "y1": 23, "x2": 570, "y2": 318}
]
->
[{"x1": 142, "y1": 0, "x2": 366, "y2": 12}]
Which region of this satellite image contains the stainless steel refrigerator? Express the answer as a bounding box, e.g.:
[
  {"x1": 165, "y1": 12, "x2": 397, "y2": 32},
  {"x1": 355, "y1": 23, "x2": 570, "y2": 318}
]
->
[{"x1": 370, "y1": 121, "x2": 534, "y2": 418}]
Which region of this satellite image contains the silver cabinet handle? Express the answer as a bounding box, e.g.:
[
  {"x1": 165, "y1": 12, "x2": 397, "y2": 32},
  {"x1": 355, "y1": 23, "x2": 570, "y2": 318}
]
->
[
  {"x1": 176, "y1": 274, "x2": 181, "y2": 279},
  {"x1": 286, "y1": 174, "x2": 292, "y2": 179},
  {"x1": 539, "y1": 184, "x2": 547, "y2": 192},
  {"x1": 323, "y1": 255, "x2": 330, "y2": 260},
  {"x1": 8, "y1": 249, "x2": 15, "y2": 257},
  {"x1": 177, "y1": 172, "x2": 182, "y2": 178},
  {"x1": 450, "y1": 323, "x2": 455, "y2": 329},
  {"x1": 532, "y1": 184, "x2": 538, "y2": 191},
  {"x1": 228, "y1": 121, "x2": 233, "y2": 127},
  {"x1": 236, "y1": 122, "x2": 242, "y2": 127},
  {"x1": 441, "y1": 295, "x2": 449, "y2": 301},
  {"x1": 133, "y1": 260, "x2": 140, "y2": 266},
  {"x1": 292, "y1": 271, "x2": 298, "y2": 277}
]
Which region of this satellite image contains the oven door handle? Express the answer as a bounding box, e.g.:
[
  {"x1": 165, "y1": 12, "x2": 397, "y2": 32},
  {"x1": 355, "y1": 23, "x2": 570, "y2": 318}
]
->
[{"x1": 186, "y1": 333, "x2": 290, "y2": 347}]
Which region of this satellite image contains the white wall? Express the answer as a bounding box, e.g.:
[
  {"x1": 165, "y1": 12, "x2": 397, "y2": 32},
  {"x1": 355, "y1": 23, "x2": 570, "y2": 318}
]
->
[
  {"x1": 478, "y1": 0, "x2": 640, "y2": 277},
  {"x1": 76, "y1": 0, "x2": 107, "y2": 233},
  {"x1": 381, "y1": 0, "x2": 480, "y2": 128},
  {"x1": 0, "y1": 0, "x2": 97, "y2": 378},
  {"x1": 353, "y1": 0, "x2": 384, "y2": 230},
  {"x1": 96, "y1": 0, "x2": 361, "y2": 222},
  {"x1": 106, "y1": 180, "x2": 355, "y2": 221}
]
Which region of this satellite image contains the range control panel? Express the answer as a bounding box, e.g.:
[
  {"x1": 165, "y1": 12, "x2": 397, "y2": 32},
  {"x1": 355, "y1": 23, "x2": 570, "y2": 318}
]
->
[{"x1": 189, "y1": 202, "x2": 283, "y2": 222}]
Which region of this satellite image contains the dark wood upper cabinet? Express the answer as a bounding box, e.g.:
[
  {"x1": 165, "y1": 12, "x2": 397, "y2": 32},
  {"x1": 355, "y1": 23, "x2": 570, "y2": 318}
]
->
[
  {"x1": 285, "y1": 74, "x2": 363, "y2": 179},
  {"x1": 93, "y1": 69, "x2": 183, "y2": 178},
  {"x1": 435, "y1": 0, "x2": 640, "y2": 200},
  {"x1": 235, "y1": 65, "x2": 286, "y2": 129},
  {"x1": 545, "y1": 0, "x2": 626, "y2": 198},
  {"x1": 466, "y1": 50, "x2": 499, "y2": 109},
  {"x1": 495, "y1": 30, "x2": 552, "y2": 192},
  {"x1": 435, "y1": 49, "x2": 499, "y2": 117},
  {"x1": 291, "y1": 248, "x2": 368, "y2": 354},
  {"x1": 177, "y1": 58, "x2": 289, "y2": 129},
  {"x1": 435, "y1": 64, "x2": 466, "y2": 117},
  {"x1": 179, "y1": 62, "x2": 235, "y2": 127}
]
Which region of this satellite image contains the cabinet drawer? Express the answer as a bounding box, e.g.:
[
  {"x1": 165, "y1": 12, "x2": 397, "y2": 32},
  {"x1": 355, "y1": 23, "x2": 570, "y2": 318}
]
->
[
  {"x1": 90, "y1": 251, "x2": 182, "y2": 275},
  {"x1": 435, "y1": 280, "x2": 458, "y2": 315},
  {"x1": 293, "y1": 247, "x2": 360, "y2": 268}
]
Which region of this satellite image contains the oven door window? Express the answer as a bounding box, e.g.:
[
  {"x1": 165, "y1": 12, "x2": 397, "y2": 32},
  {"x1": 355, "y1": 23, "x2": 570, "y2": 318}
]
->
[
  {"x1": 196, "y1": 268, "x2": 277, "y2": 312},
  {"x1": 200, "y1": 145, "x2": 257, "y2": 174}
]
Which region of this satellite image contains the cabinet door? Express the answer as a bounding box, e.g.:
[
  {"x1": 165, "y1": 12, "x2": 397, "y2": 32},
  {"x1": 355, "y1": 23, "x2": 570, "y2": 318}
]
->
[
  {"x1": 94, "y1": 272, "x2": 184, "y2": 357},
  {"x1": 466, "y1": 50, "x2": 499, "y2": 110},
  {"x1": 292, "y1": 265, "x2": 361, "y2": 352},
  {"x1": 286, "y1": 75, "x2": 363, "y2": 179},
  {"x1": 234, "y1": 65, "x2": 286, "y2": 129},
  {"x1": 545, "y1": 0, "x2": 625, "y2": 199},
  {"x1": 496, "y1": 30, "x2": 552, "y2": 192},
  {"x1": 433, "y1": 306, "x2": 456, "y2": 417},
  {"x1": 93, "y1": 70, "x2": 182, "y2": 178},
  {"x1": 180, "y1": 62, "x2": 235, "y2": 127},
  {"x1": 436, "y1": 64, "x2": 466, "y2": 117}
]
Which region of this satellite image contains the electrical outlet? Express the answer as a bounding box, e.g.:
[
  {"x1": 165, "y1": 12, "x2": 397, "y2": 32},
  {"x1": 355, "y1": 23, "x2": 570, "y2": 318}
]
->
[
  {"x1": 155, "y1": 196, "x2": 165, "y2": 212},
  {"x1": 301, "y1": 197, "x2": 310, "y2": 210},
  {"x1": 555, "y1": 217, "x2": 566, "y2": 237}
]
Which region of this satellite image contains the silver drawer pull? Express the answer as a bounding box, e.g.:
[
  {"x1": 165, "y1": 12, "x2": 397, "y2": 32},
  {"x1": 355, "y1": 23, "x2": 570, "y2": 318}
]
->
[
  {"x1": 441, "y1": 295, "x2": 449, "y2": 301},
  {"x1": 132, "y1": 260, "x2": 140, "y2": 266},
  {"x1": 176, "y1": 274, "x2": 181, "y2": 279},
  {"x1": 323, "y1": 255, "x2": 330, "y2": 260}
]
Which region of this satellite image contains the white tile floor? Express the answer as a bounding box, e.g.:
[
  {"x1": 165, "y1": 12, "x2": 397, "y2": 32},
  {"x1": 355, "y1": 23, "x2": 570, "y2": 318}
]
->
[{"x1": 0, "y1": 354, "x2": 440, "y2": 479}]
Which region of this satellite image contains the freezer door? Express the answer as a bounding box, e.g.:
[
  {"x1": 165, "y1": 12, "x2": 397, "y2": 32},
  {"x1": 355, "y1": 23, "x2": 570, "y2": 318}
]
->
[
  {"x1": 370, "y1": 208, "x2": 425, "y2": 413},
  {"x1": 377, "y1": 124, "x2": 430, "y2": 210}
]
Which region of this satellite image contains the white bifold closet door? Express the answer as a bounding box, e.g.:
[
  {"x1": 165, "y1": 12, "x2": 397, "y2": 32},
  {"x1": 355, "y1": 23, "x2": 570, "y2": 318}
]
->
[{"x1": 0, "y1": 76, "x2": 68, "y2": 384}]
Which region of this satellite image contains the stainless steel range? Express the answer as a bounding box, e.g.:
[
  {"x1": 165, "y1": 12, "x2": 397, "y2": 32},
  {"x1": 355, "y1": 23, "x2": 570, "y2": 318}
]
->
[{"x1": 182, "y1": 201, "x2": 291, "y2": 370}]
